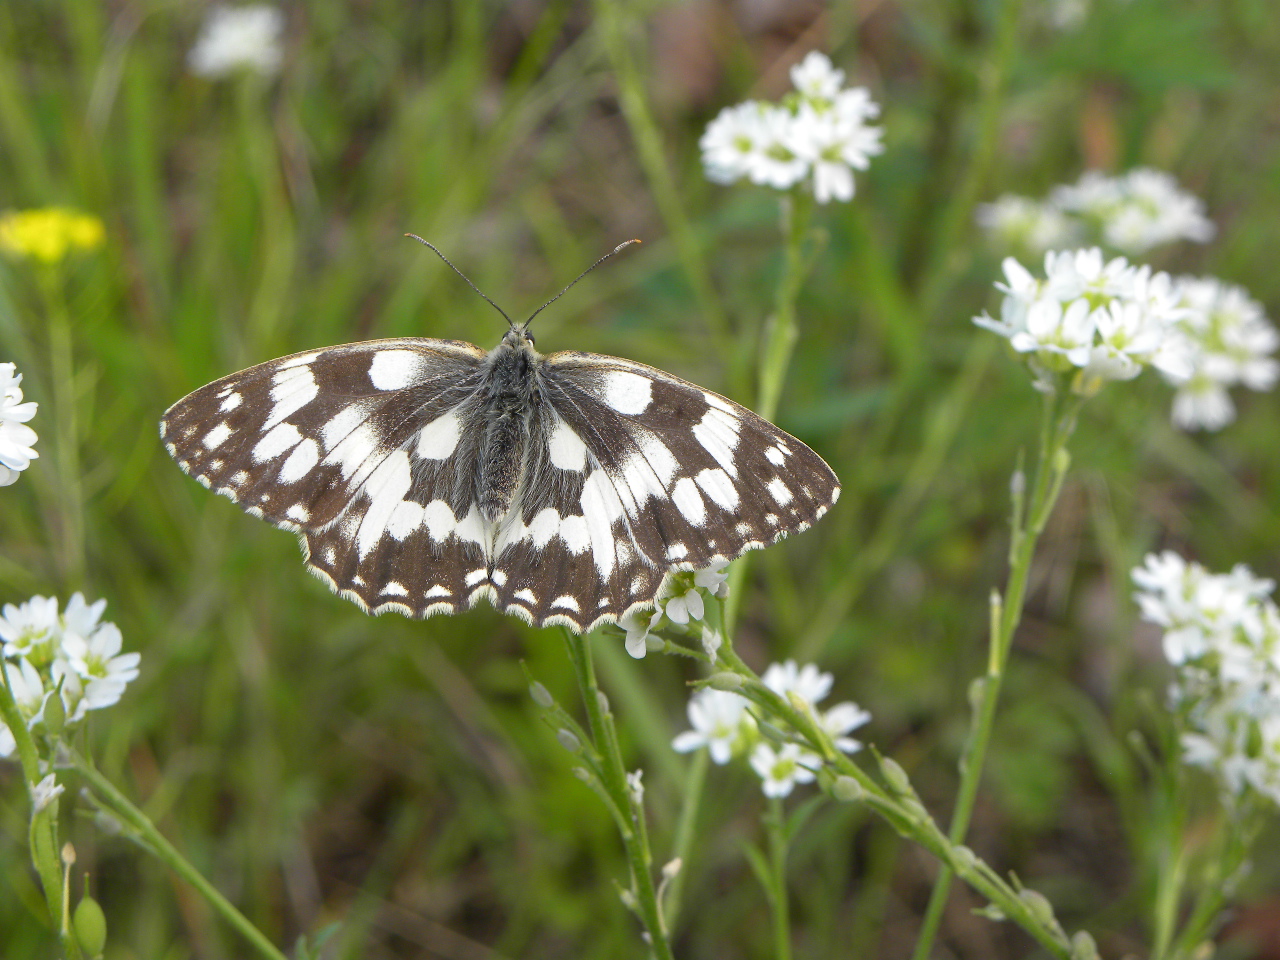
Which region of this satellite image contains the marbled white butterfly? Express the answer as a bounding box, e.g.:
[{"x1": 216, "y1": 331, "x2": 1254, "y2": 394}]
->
[{"x1": 160, "y1": 240, "x2": 840, "y2": 632}]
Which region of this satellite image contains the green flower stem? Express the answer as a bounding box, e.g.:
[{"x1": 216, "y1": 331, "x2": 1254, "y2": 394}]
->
[
  {"x1": 0, "y1": 665, "x2": 68, "y2": 951},
  {"x1": 38, "y1": 265, "x2": 86, "y2": 587},
  {"x1": 67, "y1": 750, "x2": 289, "y2": 960},
  {"x1": 591, "y1": 0, "x2": 730, "y2": 345},
  {"x1": 724, "y1": 191, "x2": 815, "y2": 632},
  {"x1": 661, "y1": 746, "x2": 706, "y2": 932},
  {"x1": 715, "y1": 583, "x2": 1075, "y2": 958},
  {"x1": 764, "y1": 796, "x2": 792, "y2": 960},
  {"x1": 912, "y1": 389, "x2": 1081, "y2": 960},
  {"x1": 562, "y1": 630, "x2": 675, "y2": 960}
]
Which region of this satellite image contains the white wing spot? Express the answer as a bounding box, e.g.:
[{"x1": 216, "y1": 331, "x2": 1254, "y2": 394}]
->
[
  {"x1": 636, "y1": 431, "x2": 679, "y2": 485},
  {"x1": 253, "y1": 422, "x2": 303, "y2": 462},
  {"x1": 381, "y1": 581, "x2": 409, "y2": 597},
  {"x1": 695, "y1": 467, "x2": 739, "y2": 511},
  {"x1": 423, "y1": 499, "x2": 458, "y2": 543},
  {"x1": 219, "y1": 391, "x2": 242, "y2": 412},
  {"x1": 465, "y1": 568, "x2": 488, "y2": 587},
  {"x1": 416, "y1": 409, "x2": 462, "y2": 461},
  {"x1": 266, "y1": 366, "x2": 318, "y2": 430},
  {"x1": 692, "y1": 405, "x2": 741, "y2": 477},
  {"x1": 548, "y1": 417, "x2": 587, "y2": 472},
  {"x1": 671, "y1": 476, "x2": 706, "y2": 525},
  {"x1": 356, "y1": 451, "x2": 413, "y2": 558},
  {"x1": 368, "y1": 349, "x2": 423, "y2": 390},
  {"x1": 327, "y1": 423, "x2": 378, "y2": 479},
  {"x1": 321, "y1": 405, "x2": 367, "y2": 451},
  {"x1": 209, "y1": 459, "x2": 224, "y2": 471},
  {"x1": 513, "y1": 588, "x2": 537, "y2": 604},
  {"x1": 231, "y1": 471, "x2": 248, "y2": 486},
  {"x1": 528, "y1": 507, "x2": 560, "y2": 548},
  {"x1": 322, "y1": 545, "x2": 336, "y2": 564},
  {"x1": 278, "y1": 352, "x2": 322, "y2": 370},
  {"x1": 286, "y1": 504, "x2": 310, "y2": 523},
  {"x1": 666, "y1": 542, "x2": 688, "y2": 561},
  {"x1": 767, "y1": 477, "x2": 794, "y2": 505},
  {"x1": 551, "y1": 595, "x2": 581, "y2": 613},
  {"x1": 387, "y1": 499, "x2": 425, "y2": 540},
  {"x1": 492, "y1": 569, "x2": 508, "y2": 586},
  {"x1": 765, "y1": 446, "x2": 786, "y2": 466},
  {"x1": 601, "y1": 370, "x2": 652, "y2": 415},
  {"x1": 279, "y1": 438, "x2": 320, "y2": 484},
  {"x1": 425, "y1": 585, "x2": 451, "y2": 599},
  {"x1": 202, "y1": 422, "x2": 234, "y2": 450}
]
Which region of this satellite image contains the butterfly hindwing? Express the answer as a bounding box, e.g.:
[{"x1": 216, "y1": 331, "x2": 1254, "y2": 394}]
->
[{"x1": 481, "y1": 353, "x2": 840, "y2": 630}]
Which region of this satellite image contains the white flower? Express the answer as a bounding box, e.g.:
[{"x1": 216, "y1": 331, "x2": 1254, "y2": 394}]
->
[
  {"x1": 31, "y1": 772, "x2": 63, "y2": 813},
  {"x1": 672, "y1": 688, "x2": 755, "y2": 764},
  {"x1": 749, "y1": 742, "x2": 818, "y2": 798},
  {"x1": 747, "y1": 106, "x2": 808, "y2": 190},
  {"x1": 1161, "y1": 277, "x2": 1279, "y2": 431},
  {"x1": 60, "y1": 620, "x2": 140, "y2": 718},
  {"x1": 700, "y1": 101, "x2": 771, "y2": 185},
  {"x1": 619, "y1": 607, "x2": 662, "y2": 658},
  {"x1": 785, "y1": 103, "x2": 884, "y2": 204},
  {"x1": 0, "y1": 595, "x2": 60, "y2": 665},
  {"x1": 977, "y1": 195, "x2": 1080, "y2": 255},
  {"x1": 0, "y1": 658, "x2": 50, "y2": 757},
  {"x1": 0, "y1": 363, "x2": 38, "y2": 486},
  {"x1": 789, "y1": 51, "x2": 845, "y2": 100},
  {"x1": 820, "y1": 701, "x2": 872, "y2": 753},
  {"x1": 189, "y1": 4, "x2": 284, "y2": 78},
  {"x1": 1051, "y1": 168, "x2": 1214, "y2": 255},
  {"x1": 626, "y1": 769, "x2": 645, "y2": 805},
  {"x1": 659, "y1": 563, "x2": 729, "y2": 626},
  {"x1": 762, "y1": 659, "x2": 833, "y2": 707}
]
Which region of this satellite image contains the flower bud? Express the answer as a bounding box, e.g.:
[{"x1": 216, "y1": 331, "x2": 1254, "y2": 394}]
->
[
  {"x1": 879, "y1": 756, "x2": 913, "y2": 795},
  {"x1": 1071, "y1": 930, "x2": 1100, "y2": 960},
  {"x1": 556, "y1": 729, "x2": 581, "y2": 754},
  {"x1": 832, "y1": 775, "x2": 865, "y2": 803},
  {"x1": 42, "y1": 689, "x2": 65, "y2": 734},
  {"x1": 73, "y1": 895, "x2": 107, "y2": 957},
  {"x1": 529, "y1": 681, "x2": 554, "y2": 709},
  {"x1": 1018, "y1": 888, "x2": 1057, "y2": 927},
  {"x1": 707, "y1": 672, "x2": 744, "y2": 691}
]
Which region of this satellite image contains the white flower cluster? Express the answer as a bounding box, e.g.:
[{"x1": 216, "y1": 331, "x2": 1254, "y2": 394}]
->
[
  {"x1": 0, "y1": 594, "x2": 140, "y2": 757},
  {"x1": 189, "y1": 4, "x2": 284, "y2": 79},
  {"x1": 1162, "y1": 278, "x2": 1279, "y2": 431},
  {"x1": 978, "y1": 168, "x2": 1214, "y2": 257},
  {"x1": 976, "y1": 252, "x2": 1279, "y2": 427},
  {"x1": 975, "y1": 248, "x2": 1192, "y2": 393},
  {"x1": 0, "y1": 363, "x2": 38, "y2": 486},
  {"x1": 672, "y1": 660, "x2": 870, "y2": 798},
  {"x1": 1133, "y1": 552, "x2": 1280, "y2": 805},
  {"x1": 700, "y1": 52, "x2": 883, "y2": 204},
  {"x1": 619, "y1": 562, "x2": 730, "y2": 659}
]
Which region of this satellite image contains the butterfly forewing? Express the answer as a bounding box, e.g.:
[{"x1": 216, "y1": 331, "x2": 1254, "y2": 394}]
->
[{"x1": 161, "y1": 335, "x2": 840, "y2": 632}]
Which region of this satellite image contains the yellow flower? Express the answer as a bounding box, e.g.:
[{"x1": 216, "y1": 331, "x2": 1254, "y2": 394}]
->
[{"x1": 0, "y1": 208, "x2": 105, "y2": 264}]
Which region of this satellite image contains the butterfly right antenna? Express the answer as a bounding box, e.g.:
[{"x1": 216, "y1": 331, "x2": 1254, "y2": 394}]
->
[
  {"x1": 522, "y1": 239, "x2": 641, "y2": 332},
  {"x1": 406, "y1": 233, "x2": 518, "y2": 331}
]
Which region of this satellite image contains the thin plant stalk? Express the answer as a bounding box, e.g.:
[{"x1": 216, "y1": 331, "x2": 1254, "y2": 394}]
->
[
  {"x1": 764, "y1": 796, "x2": 792, "y2": 960},
  {"x1": 562, "y1": 629, "x2": 675, "y2": 960},
  {"x1": 724, "y1": 190, "x2": 815, "y2": 632},
  {"x1": 911, "y1": 388, "x2": 1082, "y2": 960},
  {"x1": 68, "y1": 750, "x2": 290, "y2": 960},
  {"x1": 662, "y1": 746, "x2": 707, "y2": 932}
]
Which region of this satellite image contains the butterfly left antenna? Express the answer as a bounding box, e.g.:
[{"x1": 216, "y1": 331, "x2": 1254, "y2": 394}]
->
[
  {"x1": 522, "y1": 239, "x2": 641, "y2": 331},
  {"x1": 406, "y1": 234, "x2": 517, "y2": 331}
]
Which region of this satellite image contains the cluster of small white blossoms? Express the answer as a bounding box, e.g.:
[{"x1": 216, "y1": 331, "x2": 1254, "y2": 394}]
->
[
  {"x1": 975, "y1": 249, "x2": 1279, "y2": 428},
  {"x1": 978, "y1": 168, "x2": 1214, "y2": 257},
  {"x1": 0, "y1": 594, "x2": 140, "y2": 757},
  {"x1": 672, "y1": 661, "x2": 870, "y2": 798},
  {"x1": 619, "y1": 563, "x2": 730, "y2": 659},
  {"x1": 1133, "y1": 552, "x2": 1280, "y2": 806},
  {"x1": 700, "y1": 51, "x2": 884, "y2": 204},
  {"x1": 189, "y1": 4, "x2": 284, "y2": 78},
  {"x1": 0, "y1": 363, "x2": 38, "y2": 486}
]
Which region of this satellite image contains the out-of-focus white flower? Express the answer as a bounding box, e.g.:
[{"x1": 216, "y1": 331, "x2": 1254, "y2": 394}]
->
[
  {"x1": 700, "y1": 101, "x2": 771, "y2": 186},
  {"x1": 750, "y1": 742, "x2": 818, "y2": 798},
  {"x1": 30, "y1": 772, "x2": 63, "y2": 813},
  {"x1": 790, "y1": 51, "x2": 845, "y2": 100},
  {"x1": 1051, "y1": 168, "x2": 1214, "y2": 255},
  {"x1": 672, "y1": 687, "x2": 756, "y2": 764},
  {"x1": 60, "y1": 620, "x2": 141, "y2": 719},
  {"x1": 1161, "y1": 277, "x2": 1280, "y2": 431},
  {"x1": 763, "y1": 659, "x2": 833, "y2": 706},
  {"x1": 0, "y1": 595, "x2": 60, "y2": 664},
  {"x1": 1133, "y1": 552, "x2": 1280, "y2": 805},
  {"x1": 976, "y1": 248, "x2": 1193, "y2": 393},
  {"x1": 977, "y1": 195, "x2": 1081, "y2": 256},
  {"x1": 0, "y1": 658, "x2": 50, "y2": 757},
  {"x1": 701, "y1": 51, "x2": 882, "y2": 204},
  {"x1": 189, "y1": 4, "x2": 284, "y2": 79},
  {"x1": 0, "y1": 363, "x2": 38, "y2": 486},
  {"x1": 820, "y1": 701, "x2": 872, "y2": 753}
]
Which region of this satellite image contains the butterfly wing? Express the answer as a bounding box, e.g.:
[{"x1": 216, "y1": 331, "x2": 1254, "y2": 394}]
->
[
  {"x1": 160, "y1": 338, "x2": 497, "y2": 616},
  {"x1": 483, "y1": 352, "x2": 841, "y2": 631}
]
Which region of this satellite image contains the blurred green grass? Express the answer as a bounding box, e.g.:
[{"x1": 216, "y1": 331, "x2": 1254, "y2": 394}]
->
[{"x1": 3, "y1": 1, "x2": 1280, "y2": 958}]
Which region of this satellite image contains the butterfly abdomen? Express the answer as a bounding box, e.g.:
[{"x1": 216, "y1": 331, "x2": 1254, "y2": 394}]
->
[{"x1": 477, "y1": 333, "x2": 544, "y2": 523}]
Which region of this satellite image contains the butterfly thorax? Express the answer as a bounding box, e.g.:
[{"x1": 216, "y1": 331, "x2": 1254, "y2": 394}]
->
[{"x1": 477, "y1": 328, "x2": 544, "y2": 524}]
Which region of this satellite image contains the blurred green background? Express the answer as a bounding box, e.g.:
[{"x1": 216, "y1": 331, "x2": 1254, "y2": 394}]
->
[{"x1": 4, "y1": 0, "x2": 1280, "y2": 957}]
